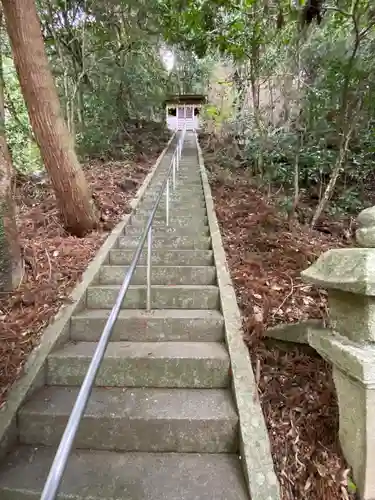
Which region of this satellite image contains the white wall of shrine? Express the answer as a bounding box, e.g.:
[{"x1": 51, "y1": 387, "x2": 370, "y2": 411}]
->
[{"x1": 166, "y1": 104, "x2": 202, "y2": 131}]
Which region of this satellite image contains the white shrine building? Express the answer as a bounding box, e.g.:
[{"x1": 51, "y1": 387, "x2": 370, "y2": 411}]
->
[{"x1": 165, "y1": 94, "x2": 206, "y2": 131}]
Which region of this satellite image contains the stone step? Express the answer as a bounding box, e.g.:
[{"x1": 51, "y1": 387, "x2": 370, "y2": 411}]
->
[
  {"x1": 0, "y1": 447, "x2": 249, "y2": 500},
  {"x1": 173, "y1": 179, "x2": 202, "y2": 183},
  {"x1": 150, "y1": 173, "x2": 201, "y2": 179},
  {"x1": 140, "y1": 204, "x2": 207, "y2": 212},
  {"x1": 130, "y1": 217, "x2": 208, "y2": 228},
  {"x1": 109, "y1": 249, "x2": 214, "y2": 266},
  {"x1": 142, "y1": 188, "x2": 204, "y2": 196},
  {"x1": 143, "y1": 186, "x2": 204, "y2": 193},
  {"x1": 171, "y1": 188, "x2": 202, "y2": 192},
  {"x1": 47, "y1": 341, "x2": 230, "y2": 388},
  {"x1": 171, "y1": 170, "x2": 201, "y2": 175},
  {"x1": 145, "y1": 186, "x2": 204, "y2": 193},
  {"x1": 154, "y1": 173, "x2": 202, "y2": 179},
  {"x1": 175, "y1": 181, "x2": 202, "y2": 185},
  {"x1": 117, "y1": 235, "x2": 211, "y2": 250},
  {"x1": 171, "y1": 182, "x2": 202, "y2": 186},
  {"x1": 142, "y1": 194, "x2": 205, "y2": 202},
  {"x1": 150, "y1": 181, "x2": 203, "y2": 187},
  {"x1": 136, "y1": 203, "x2": 207, "y2": 213},
  {"x1": 86, "y1": 284, "x2": 220, "y2": 309},
  {"x1": 99, "y1": 265, "x2": 216, "y2": 285},
  {"x1": 140, "y1": 199, "x2": 206, "y2": 208},
  {"x1": 140, "y1": 200, "x2": 206, "y2": 209},
  {"x1": 70, "y1": 309, "x2": 224, "y2": 342},
  {"x1": 176, "y1": 177, "x2": 201, "y2": 181},
  {"x1": 131, "y1": 213, "x2": 208, "y2": 223},
  {"x1": 135, "y1": 208, "x2": 207, "y2": 218},
  {"x1": 129, "y1": 220, "x2": 208, "y2": 230},
  {"x1": 146, "y1": 180, "x2": 202, "y2": 186},
  {"x1": 146, "y1": 188, "x2": 204, "y2": 196},
  {"x1": 174, "y1": 169, "x2": 200, "y2": 172},
  {"x1": 124, "y1": 225, "x2": 210, "y2": 237},
  {"x1": 19, "y1": 386, "x2": 238, "y2": 453},
  {"x1": 151, "y1": 175, "x2": 202, "y2": 180}
]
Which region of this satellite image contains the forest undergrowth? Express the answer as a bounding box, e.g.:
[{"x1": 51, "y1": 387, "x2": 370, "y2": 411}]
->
[
  {"x1": 0, "y1": 124, "x2": 169, "y2": 407},
  {"x1": 201, "y1": 132, "x2": 357, "y2": 500}
]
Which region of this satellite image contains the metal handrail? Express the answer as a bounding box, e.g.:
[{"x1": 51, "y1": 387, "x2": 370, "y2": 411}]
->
[{"x1": 40, "y1": 127, "x2": 186, "y2": 500}]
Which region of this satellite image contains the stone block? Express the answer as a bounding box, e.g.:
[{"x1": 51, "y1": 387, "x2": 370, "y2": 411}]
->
[
  {"x1": 301, "y1": 248, "x2": 375, "y2": 296},
  {"x1": 357, "y1": 206, "x2": 375, "y2": 229},
  {"x1": 302, "y1": 247, "x2": 375, "y2": 342},
  {"x1": 265, "y1": 320, "x2": 321, "y2": 344},
  {"x1": 333, "y1": 367, "x2": 375, "y2": 500},
  {"x1": 328, "y1": 291, "x2": 375, "y2": 342},
  {"x1": 308, "y1": 327, "x2": 375, "y2": 500}
]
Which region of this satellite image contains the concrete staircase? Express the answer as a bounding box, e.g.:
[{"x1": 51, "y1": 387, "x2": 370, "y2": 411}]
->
[{"x1": 0, "y1": 133, "x2": 250, "y2": 499}]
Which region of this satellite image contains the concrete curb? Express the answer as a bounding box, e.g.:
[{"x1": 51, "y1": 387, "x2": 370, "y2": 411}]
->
[
  {"x1": 0, "y1": 133, "x2": 176, "y2": 460},
  {"x1": 195, "y1": 135, "x2": 281, "y2": 500}
]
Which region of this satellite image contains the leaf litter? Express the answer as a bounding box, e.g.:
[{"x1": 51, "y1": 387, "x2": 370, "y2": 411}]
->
[
  {"x1": 205, "y1": 155, "x2": 356, "y2": 498},
  {"x1": 0, "y1": 127, "x2": 168, "y2": 408}
]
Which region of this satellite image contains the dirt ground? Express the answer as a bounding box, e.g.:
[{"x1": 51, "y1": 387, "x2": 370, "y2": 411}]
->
[
  {"x1": 202, "y1": 145, "x2": 356, "y2": 499},
  {"x1": 0, "y1": 127, "x2": 169, "y2": 408}
]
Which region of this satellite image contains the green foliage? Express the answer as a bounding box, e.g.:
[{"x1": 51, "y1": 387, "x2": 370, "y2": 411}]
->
[
  {"x1": 39, "y1": 0, "x2": 171, "y2": 157},
  {"x1": 3, "y1": 0, "x2": 211, "y2": 164},
  {"x1": 257, "y1": 13, "x2": 375, "y2": 213},
  {"x1": 3, "y1": 0, "x2": 375, "y2": 220},
  {"x1": 347, "y1": 476, "x2": 357, "y2": 494},
  {"x1": 3, "y1": 56, "x2": 42, "y2": 173},
  {"x1": 163, "y1": 0, "x2": 375, "y2": 217}
]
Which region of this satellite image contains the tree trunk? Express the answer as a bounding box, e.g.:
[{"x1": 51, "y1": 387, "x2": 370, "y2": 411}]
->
[
  {"x1": 0, "y1": 123, "x2": 22, "y2": 293},
  {"x1": 310, "y1": 131, "x2": 352, "y2": 229},
  {"x1": 250, "y1": 71, "x2": 264, "y2": 176},
  {"x1": 1, "y1": 0, "x2": 98, "y2": 236},
  {"x1": 0, "y1": 8, "x2": 22, "y2": 292},
  {"x1": 291, "y1": 32, "x2": 302, "y2": 224}
]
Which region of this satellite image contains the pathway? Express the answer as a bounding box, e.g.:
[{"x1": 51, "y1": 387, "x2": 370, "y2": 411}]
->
[{"x1": 0, "y1": 132, "x2": 251, "y2": 499}]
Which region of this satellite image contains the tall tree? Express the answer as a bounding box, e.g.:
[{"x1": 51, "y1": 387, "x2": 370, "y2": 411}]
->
[
  {"x1": 1, "y1": 0, "x2": 98, "y2": 237},
  {"x1": 0, "y1": 6, "x2": 22, "y2": 292}
]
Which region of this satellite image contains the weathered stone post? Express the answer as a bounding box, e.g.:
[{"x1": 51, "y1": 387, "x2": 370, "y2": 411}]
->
[{"x1": 301, "y1": 207, "x2": 375, "y2": 500}]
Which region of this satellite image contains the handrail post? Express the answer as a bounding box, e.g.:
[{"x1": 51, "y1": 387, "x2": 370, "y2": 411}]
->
[
  {"x1": 180, "y1": 129, "x2": 185, "y2": 162},
  {"x1": 166, "y1": 179, "x2": 170, "y2": 226},
  {"x1": 172, "y1": 154, "x2": 176, "y2": 190},
  {"x1": 146, "y1": 226, "x2": 152, "y2": 311}
]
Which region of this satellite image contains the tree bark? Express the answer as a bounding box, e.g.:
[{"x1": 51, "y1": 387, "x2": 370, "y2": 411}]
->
[
  {"x1": 0, "y1": 8, "x2": 22, "y2": 292},
  {"x1": 0, "y1": 124, "x2": 22, "y2": 293},
  {"x1": 1, "y1": 0, "x2": 98, "y2": 236},
  {"x1": 310, "y1": 126, "x2": 353, "y2": 229}
]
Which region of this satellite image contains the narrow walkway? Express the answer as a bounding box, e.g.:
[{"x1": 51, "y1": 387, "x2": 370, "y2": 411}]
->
[{"x1": 0, "y1": 133, "x2": 250, "y2": 499}]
